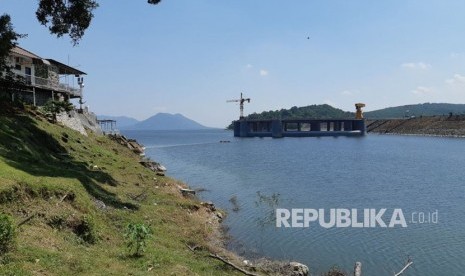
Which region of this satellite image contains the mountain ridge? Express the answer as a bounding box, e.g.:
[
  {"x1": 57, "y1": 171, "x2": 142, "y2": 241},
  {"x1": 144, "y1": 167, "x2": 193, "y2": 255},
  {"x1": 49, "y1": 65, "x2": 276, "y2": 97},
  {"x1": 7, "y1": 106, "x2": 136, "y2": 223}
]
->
[
  {"x1": 364, "y1": 103, "x2": 465, "y2": 118},
  {"x1": 108, "y1": 112, "x2": 210, "y2": 130}
]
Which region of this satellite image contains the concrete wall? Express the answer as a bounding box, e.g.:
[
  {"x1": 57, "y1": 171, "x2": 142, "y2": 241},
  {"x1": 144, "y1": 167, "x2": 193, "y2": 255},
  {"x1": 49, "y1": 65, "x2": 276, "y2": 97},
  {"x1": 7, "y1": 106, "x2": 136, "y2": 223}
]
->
[
  {"x1": 57, "y1": 110, "x2": 103, "y2": 136},
  {"x1": 234, "y1": 119, "x2": 366, "y2": 138}
]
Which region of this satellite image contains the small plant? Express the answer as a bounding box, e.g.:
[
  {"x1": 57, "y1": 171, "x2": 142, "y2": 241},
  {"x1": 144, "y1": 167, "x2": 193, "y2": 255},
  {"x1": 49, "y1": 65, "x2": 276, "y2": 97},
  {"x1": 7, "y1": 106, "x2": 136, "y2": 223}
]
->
[
  {"x1": 124, "y1": 223, "x2": 151, "y2": 257},
  {"x1": 0, "y1": 214, "x2": 15, "y2": 254}
]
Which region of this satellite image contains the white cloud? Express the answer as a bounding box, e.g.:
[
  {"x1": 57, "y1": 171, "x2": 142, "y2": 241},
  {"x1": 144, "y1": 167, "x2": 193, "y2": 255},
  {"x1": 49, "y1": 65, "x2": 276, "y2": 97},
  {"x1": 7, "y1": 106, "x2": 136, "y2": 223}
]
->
[
  {"x1": 450, "y1": 52, "x2": 465, "y2": 59},
  {"x1": 246, "y1": 64, "x2": 253, "y2": 68},
  {"x1": 411, "y1": 86, "x2": 434, "y2": 95},
  {"x1": 341, "y1": 90, "x2": 353, "y2": 96},
  {"x1": 445, "y1": 74, "x2": 465, "y2": 85},
  {"x1": 323, "y1": 99, "x2": 337, "y2": 106},
  {"x1": 259, "y1": 69, "x2": 269, "y2": 76},
  {"x1": 341, "y1": 90, "x2": 360, "y2": 96},
  {"x1": 401, "y1": 62, "x2": 431, "y2": 70}
]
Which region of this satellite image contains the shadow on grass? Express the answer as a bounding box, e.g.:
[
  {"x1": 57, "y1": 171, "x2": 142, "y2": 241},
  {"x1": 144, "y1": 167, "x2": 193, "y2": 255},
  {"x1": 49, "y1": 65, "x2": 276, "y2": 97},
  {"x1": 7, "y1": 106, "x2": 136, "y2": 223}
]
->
[{"x1": 0, "y1": 114, "x2": 137, "y2": 210}]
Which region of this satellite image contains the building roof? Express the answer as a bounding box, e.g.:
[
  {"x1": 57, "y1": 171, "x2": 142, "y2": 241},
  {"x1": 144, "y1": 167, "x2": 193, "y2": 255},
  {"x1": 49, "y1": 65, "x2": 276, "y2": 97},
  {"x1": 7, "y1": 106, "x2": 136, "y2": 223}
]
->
[
  {"x1": 47, "y1": 59, "x2": 86, "y2": 75},
  {"x1": 10, "y1": 46, "x2": 86, "y2": 75},
  {"x1": 11, "y1": 46, "x2": 42, "y2": 59}
]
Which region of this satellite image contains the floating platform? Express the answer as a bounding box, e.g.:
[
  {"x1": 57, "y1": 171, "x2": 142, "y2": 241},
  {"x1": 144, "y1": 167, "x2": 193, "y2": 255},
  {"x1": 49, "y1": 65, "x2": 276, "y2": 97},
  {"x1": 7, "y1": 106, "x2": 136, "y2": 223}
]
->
[{"x1": 233, "y1": 119, "x2": 366, "y2": 138}]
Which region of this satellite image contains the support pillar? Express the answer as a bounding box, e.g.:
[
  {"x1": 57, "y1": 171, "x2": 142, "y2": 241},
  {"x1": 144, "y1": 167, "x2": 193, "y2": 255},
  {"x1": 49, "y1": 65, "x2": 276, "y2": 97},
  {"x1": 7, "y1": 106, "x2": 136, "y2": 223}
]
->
[
  {"x1": 311, "y1": 121, "x2": 321, "y2": 131},
  {"x1": 272, "y1": 120, "x2": 283, "y2": 138},
  {"x1": 239, "y1": 120, "x2": 248, "y2": 137}
]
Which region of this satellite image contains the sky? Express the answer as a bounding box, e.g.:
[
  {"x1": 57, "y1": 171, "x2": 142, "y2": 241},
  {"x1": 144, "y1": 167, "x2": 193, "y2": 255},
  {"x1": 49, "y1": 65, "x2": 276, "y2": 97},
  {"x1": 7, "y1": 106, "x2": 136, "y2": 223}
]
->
[{"x1": 2, "y1": 0, "x2": 465, "y2": 127}]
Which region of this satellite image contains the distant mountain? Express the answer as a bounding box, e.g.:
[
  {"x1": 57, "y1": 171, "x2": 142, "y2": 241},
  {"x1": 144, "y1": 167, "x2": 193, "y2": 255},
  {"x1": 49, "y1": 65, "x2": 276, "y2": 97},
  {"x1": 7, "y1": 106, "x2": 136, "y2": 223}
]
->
[
  {"x1": 364, "y1": 103, "x2": 465, "y2": 119},
  {"x1": 125, "y1": 113, "x2": 209, "y2": 130},
  {"x1": 97, "y1": 115, "x2": 140, "y2": 128}
]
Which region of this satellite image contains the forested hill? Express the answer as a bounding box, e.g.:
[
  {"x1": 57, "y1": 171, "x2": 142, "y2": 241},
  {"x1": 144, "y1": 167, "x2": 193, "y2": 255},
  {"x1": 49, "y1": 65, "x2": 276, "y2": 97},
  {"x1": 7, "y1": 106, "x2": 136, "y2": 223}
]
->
[
  {"x1": 364, "y1": 103, "x2": 465, "y2": 119},
  {"x1": 227, "y1": 103, "x2": 465, "y2": 128},
  {"x1": 247, "y1": 104, "x2": 354, "y2": 120}
]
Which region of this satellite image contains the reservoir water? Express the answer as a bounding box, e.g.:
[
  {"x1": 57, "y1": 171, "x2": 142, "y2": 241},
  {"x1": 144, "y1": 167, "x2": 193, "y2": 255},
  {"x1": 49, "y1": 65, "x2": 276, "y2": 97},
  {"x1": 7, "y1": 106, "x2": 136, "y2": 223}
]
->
[{"x1": 124, "y1": 129, "x2": 465, "y2": 275}]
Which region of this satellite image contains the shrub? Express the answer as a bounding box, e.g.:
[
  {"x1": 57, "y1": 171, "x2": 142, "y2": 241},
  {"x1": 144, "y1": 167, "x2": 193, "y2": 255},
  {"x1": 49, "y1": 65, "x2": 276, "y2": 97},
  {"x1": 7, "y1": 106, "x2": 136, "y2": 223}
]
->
[
  {"x1": 72, "y1": 215, "x2": 98, "y2": 244},
  {"x1": 124, "y1": 223, "x2": 151, "y2": 257},
  {"x1": 0, "y1": 214, "x2": 15, "y2": 253},
  {"x1": 42, "y1": 100, "x2": 74, "y2": 123}
]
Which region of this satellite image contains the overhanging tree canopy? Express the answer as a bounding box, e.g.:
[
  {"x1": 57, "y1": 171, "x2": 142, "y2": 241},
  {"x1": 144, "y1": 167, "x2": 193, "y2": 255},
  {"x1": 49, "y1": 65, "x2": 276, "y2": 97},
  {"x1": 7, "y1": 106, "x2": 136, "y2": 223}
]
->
[{"x1": 1, "y1": 0, "x2": 162, "y2": 74}]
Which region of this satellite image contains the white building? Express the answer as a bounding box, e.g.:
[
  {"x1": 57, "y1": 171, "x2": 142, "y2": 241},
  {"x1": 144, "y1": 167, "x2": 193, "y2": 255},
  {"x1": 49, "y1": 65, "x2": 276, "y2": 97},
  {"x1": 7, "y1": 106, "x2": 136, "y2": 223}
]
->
[{"x1": 7, "y1": 46, "x2": 86, "y2": 106}]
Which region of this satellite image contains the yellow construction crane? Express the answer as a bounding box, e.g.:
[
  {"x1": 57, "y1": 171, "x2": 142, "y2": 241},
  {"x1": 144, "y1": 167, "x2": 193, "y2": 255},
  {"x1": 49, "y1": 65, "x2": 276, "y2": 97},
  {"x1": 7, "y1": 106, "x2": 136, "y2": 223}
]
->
[
  {"x1": 227, "y1": 93, "x2": 251, "y2": 119},
  {"x1": 355, "y1": 103, "x2": 366, "y2": 119}
]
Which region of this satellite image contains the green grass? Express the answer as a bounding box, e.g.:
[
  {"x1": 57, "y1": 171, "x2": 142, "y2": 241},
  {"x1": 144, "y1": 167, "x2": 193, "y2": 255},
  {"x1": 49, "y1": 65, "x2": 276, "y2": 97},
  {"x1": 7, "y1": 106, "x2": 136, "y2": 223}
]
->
[{"x1": 0, "y1": 112, "x2": 242, "y2": 275}]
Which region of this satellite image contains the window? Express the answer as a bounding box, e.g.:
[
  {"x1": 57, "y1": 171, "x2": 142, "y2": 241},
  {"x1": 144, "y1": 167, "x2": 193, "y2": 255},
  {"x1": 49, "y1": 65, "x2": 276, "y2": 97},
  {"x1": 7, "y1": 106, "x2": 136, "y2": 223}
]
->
[{"x1": 15, "y1": 64, "x2": 21, "y2": 71}]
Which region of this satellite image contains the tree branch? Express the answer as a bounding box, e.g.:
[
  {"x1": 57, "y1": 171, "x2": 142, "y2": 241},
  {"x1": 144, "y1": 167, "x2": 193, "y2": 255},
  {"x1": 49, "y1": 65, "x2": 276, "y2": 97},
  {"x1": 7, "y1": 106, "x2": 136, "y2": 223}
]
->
[
  {"x1": 17, "y1": 212, "x2": 36, "y2": 227},
  {"x1": 209, "y1": 253, "x2": 260, "y2": 276},
  {"x1": 394, "y1": 258, "x2": 413, "y2": 276}
]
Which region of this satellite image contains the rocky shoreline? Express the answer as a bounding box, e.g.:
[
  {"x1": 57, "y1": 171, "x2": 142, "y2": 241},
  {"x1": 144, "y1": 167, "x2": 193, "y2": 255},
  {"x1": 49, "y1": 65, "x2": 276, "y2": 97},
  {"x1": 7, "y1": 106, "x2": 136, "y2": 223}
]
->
[{"x1": 120, "y1": 134, "x2": 311, "y2": 276}]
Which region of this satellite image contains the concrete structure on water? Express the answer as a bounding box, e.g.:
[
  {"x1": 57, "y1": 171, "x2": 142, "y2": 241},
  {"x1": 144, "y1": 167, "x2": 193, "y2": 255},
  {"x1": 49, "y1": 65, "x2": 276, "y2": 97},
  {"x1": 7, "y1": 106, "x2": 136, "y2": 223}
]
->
[{"x1": 233, "y1": 118, "x2": 366, "y2": 138}]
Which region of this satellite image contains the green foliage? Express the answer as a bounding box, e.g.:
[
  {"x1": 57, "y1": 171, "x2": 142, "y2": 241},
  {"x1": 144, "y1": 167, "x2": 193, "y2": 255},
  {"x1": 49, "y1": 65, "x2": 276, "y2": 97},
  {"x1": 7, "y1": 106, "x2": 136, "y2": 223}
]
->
[
  {"x1": 0, "y1": 14, "x2": 25, "y2": 73},
  {"x1": 0, "y1": 72, "x2": 27, "y2": 105},
  {"x1": 124, "y1": 223, "x2": 152, "y2": 257},
  {"x1": 42, "y1": 100, "x2": 74, "y2": 122},
  {"x1": 35, "y1": 0, "x2": 161, "y2": 45},
  {"x1": 0, "y1": 213, "x2": 15, "y2": 254},
  {"x1": 36, "y1": 0, "x2": 99, "y2": 45},
  {"x1": 249, "y1": 104, "x2": 354, "y2": 120}
]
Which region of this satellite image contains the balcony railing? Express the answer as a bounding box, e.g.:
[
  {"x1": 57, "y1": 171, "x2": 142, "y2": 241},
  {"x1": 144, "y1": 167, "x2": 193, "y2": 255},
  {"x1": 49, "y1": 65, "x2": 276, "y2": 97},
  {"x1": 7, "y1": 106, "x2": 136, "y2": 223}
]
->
[{"x1": 13, "y1": 71, "x2": 82, "y2": 98}]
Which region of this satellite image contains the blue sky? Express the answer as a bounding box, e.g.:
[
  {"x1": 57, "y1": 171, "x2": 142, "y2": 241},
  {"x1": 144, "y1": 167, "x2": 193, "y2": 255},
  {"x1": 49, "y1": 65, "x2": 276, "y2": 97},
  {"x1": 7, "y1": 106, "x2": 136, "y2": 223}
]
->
[{"x1": 3, "y1": 1, "x2": 465, "y2": 127}]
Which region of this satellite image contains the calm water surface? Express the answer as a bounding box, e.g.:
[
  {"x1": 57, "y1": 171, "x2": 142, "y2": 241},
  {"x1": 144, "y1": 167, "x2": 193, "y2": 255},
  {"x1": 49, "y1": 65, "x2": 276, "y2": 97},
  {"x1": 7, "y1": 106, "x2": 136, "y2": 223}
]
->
[{"x1": 124, "y1": 129, "x2": 465, "y2": 275}]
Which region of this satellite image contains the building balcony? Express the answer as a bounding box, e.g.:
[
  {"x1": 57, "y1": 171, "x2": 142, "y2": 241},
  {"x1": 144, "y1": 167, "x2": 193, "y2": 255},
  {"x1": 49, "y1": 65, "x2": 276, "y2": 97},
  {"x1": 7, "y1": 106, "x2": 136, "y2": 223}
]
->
[{"x1": 13, "y1": 71, "x2": 82, "y2": 98}]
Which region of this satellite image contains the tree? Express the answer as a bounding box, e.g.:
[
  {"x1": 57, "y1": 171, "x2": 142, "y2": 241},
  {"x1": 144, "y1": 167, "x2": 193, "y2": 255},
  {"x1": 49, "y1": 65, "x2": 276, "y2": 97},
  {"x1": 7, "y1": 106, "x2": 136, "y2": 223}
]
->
[
  {"x1": 0, "y1": 14, "x2": 24, "y2": 72},
  {"x1": 36, "y1": 0, "x2": 161, "y2": 45},
  {"x1": 43, "y1": 100, "x2": 74, "y2": 123},
  {"x1": 35, "y1": 0, "x2": 99, "y2": 46},
  {"x1": 0, "y1": 15, "x2": 25, "y2": 103},
  {"x1": 1, "y1": 0, "x2": 162, "y2": 64}
]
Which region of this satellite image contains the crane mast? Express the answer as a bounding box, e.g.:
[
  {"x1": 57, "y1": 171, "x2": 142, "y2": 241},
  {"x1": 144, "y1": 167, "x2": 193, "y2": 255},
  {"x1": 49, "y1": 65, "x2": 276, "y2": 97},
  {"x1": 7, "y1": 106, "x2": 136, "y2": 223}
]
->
[{"x1": 227, "y1": 93, "x2": 251, "y2": 119}]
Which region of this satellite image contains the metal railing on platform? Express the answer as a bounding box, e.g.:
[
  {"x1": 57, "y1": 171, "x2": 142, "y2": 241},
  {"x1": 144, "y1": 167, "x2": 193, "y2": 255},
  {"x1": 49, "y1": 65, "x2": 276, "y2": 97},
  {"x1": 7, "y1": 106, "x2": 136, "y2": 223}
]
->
[{"x1": 13, "y1": 71, "x2": 81, "y2": 97}]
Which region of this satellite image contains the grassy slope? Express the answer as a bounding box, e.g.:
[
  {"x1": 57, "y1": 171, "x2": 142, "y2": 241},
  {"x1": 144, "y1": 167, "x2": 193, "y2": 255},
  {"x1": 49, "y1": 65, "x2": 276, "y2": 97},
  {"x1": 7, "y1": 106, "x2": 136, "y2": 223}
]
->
[{"x1": 0, "y1": 112, "x2": 241, "y2": 275}]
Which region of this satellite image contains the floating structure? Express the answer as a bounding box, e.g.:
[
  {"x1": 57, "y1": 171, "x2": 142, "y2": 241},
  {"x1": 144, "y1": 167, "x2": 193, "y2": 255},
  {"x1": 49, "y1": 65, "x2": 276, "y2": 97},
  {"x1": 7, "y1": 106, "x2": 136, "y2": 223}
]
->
[
  {"x1": 232, "y1": 103, "x2": 366, "y2": 138},
  {"x1": 233, "y1": 118, "x2": 365, "y2": 138}
]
